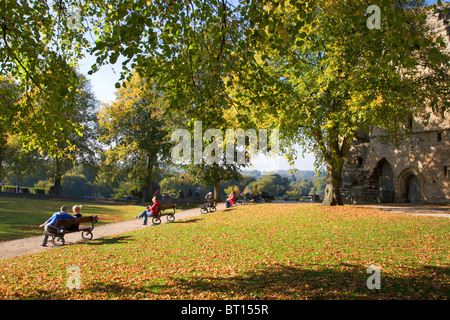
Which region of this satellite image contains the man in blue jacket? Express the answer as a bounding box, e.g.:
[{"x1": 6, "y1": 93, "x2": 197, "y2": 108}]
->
[{"x1": 39, "y1": 206, "x2": 77, "y2": 247}]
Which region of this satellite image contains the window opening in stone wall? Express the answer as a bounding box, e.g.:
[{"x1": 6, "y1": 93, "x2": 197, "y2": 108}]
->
[
  {"x1": 408, "y1": 117, "x2": 413, "y2": 129},
  {"x1": 357, "y1": 157, "x2": 363, "y2": 166},
  {"x1": 437, "y1": 132, "x2": 442, "y2": 142}
]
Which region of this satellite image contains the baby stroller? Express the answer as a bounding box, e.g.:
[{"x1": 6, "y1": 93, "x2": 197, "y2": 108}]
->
[{"x1": 201, "y1": 198, "x2": 216, "y2": 214}]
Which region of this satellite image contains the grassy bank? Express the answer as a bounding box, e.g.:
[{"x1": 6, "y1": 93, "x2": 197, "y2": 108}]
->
[{"x1": 0, "y1": 203, "x2": 448, "y2": 299}]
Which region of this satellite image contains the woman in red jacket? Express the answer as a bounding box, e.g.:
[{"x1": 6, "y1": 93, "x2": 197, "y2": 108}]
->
[
  {"x1": 136, "y1": 196, "x2": 162, "y2": 225},
  {"x1": 226, "y1": 191, "x2": 236, "y2": 208}
]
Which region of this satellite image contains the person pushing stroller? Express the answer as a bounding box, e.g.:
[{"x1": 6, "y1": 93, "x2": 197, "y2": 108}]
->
[{"x1": 201, "y1": 192, "x2": 216, "y2": 213}]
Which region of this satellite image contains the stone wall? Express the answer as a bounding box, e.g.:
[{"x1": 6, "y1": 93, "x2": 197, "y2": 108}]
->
[
  {"x1": 342, "y1": 5, "x2": 450, "y2": 205},
  {"x1": 344, "y1": 121, "x2": 450, "y2": 204},
  {"x1": 367, "y1": 130, "x2": 449, "y2": 203}
]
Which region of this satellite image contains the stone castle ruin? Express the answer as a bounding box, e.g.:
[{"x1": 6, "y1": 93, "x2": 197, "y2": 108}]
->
[{"x1": 342, "y1": 4, "x2": 450, "y2": 205}]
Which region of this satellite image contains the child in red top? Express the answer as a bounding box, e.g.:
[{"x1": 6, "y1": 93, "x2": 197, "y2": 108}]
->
[{"x1": 137, "y1": 196, "x2": 162, "y2": 225}]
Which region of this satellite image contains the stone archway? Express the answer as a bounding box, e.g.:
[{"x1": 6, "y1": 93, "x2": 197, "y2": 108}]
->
[
  {"x1": 369, "y1": 158, "x2": 395, "y2": 202},
  {"x1": 378, "y1": 160, "x2": 394, "y2": 192},
  {"x1": 398, "y1": 169, "x2": 422, "y2": 203}
]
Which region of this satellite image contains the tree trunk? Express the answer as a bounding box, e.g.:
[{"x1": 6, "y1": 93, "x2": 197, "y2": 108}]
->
[
  {"x1": 0, "y1": 133, "x2": 6, "y2": 183},
  {"x1": 0, "y1": 153, "x2": 4, "y2": 185},
  {"x1": 322, "y1": 159, "x2": 344, "y2": 206},
  {"x1": 143, "y1": 156, "x2": 154, "y2": 202},
  {"x1": 213, "y1": 180, "x2": 221, "y2": 202},
  {"x1": 53, "y1": 158, "x2": 63, "y2": 195}
]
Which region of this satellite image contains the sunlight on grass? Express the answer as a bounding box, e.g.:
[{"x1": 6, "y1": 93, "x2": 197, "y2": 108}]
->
[{"x1": 0, "y1": 203, "x2": 448, "y2": 300}]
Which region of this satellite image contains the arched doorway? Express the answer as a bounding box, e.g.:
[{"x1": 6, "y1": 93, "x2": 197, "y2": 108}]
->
[
  {"x1": 369, "y1": 158, "x2": 394, "y2": 202},
  {"x1": 406, "y1": 175, "x2": 421, "y2": 203},
  {"x1": 398, "y1": 169, "x2": 422, "y2": 203},
  {"x1": 379, "y1": 161, "x2": 394, "y2": 192}
]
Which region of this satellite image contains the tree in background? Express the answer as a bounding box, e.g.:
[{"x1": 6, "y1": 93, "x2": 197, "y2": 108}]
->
[
  {"x1": 42, "y1": 74, "x2": 99, "y2": 195},
  {"x1": 0, "y1": 134, "x2": 44, "y2": 186},
  {"x1": 185, "y1": 163, "x2": 242, "y2": 202},
  {"x1": 159, "y1": 173, "x2": 198, "y2": 199},
  {"x1": 0, "y1": 76, "x2": 20, "y2": 181},
  {"x1": 0, "y1": 0, "x2": 89, "y2": 157},
  {"x1": 98, "y1": 73, "x2": 174, "y2": 202},
  {"x1": 244, "y1": 174, "x2": 290, "y2": 197},
  {"x1": 1, "y1": 73, "x2": 99, "y2": 195}
]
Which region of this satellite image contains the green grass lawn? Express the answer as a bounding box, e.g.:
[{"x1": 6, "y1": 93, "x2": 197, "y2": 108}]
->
[
  {"x1": 0, "y1": 196, "x2": 198, "y2": 241},
  {"x1": 0, "y1": 202, "x2": 448, "y2": 300}
]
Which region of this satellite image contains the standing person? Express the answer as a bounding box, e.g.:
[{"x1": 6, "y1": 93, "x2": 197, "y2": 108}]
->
[
  {"x1": 136, "y1": 196, "x2": 162, "y2": 225},
  {"x1": 195, "y1": 186, "x2": 201, "y2": 198},
  {"x1": 39, "y1": 206, "x2": 77, "y2": 247},
  {"x1": 226, "y1": 191, "x2": 237, "y2": 208}
]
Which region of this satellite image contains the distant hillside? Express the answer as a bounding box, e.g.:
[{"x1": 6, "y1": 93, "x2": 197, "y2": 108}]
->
[{"x1": 242, "y1": 169, "x2": 325, "y2": 180}]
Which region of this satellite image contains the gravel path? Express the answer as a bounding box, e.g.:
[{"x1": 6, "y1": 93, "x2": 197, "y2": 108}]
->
[
  {"x1": 356, "y1": 204, "x2": 450, "y2": 218},
  {"x1": 0, "y1": 202, "x2": 227, "y2": 261}
]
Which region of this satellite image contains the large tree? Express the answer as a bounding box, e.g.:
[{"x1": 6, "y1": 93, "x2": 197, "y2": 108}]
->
[
  {"x1": 86, "y1": 0, "x2": 256, "y2": 201},
  {"x1": 229, "y1": 0, "x2": 450, "y2": 205},
  {"x1": 0, "y1": 76, "x2": 20, "y2": 181},
  {"x1": 0, "y1": 0, "x2": 89, "y2": 156},
  {"x1": 45, "y1": 74, "x2": 99, "y2": 195},
  {"x1": 98, "y1": 73, "x2": 174, "y2": 202}
]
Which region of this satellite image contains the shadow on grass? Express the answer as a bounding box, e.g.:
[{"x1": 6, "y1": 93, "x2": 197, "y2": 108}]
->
[
  {"x1": 83, "y1": 235, "x2": 135, "y2": 246},
  {"x1": 165, "y1": 263, "x2": 449, "y2": 299},
  {"x1": 172, "y1": 218, "x2": 202, "y2": 224},
  {"x1": 28, "y1": 263, "x2": 449, "y2": 300}
]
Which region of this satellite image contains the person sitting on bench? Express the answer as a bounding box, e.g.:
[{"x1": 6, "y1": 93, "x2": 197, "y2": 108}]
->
[
  {"x1": 72, "y1": 205, "x2": 83, "y2": 218},
  {"x1": 39, "y1": 206, "x2": 77, "y2": 247},
  {"x1": 136, "y1": 196, "x2": 162, "y2": 225},
  {"x1": 204, "y1": 192, "x2": 215, "y2": 206},
  {"x1": 66, "y1": 205, "x2": 83, "y2": 231},
  {"x1": 226, "y1": 191, "x2": 237, "y2": 208}
]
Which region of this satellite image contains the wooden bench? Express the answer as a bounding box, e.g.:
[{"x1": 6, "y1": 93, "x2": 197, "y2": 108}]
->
[
  {"x1": 301, "y1": 194, "x2": 320, "y2": 202},
  {"x1": 151, "y1": 204, "x2": 176, "y2": 225},
  {"x1": 45, "y1": 215, "x2": 98, "y2": 246}
]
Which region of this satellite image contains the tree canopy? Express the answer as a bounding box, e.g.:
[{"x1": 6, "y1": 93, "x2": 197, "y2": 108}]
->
[
  {"x1": 228, "y1": 0, "x2": 450, "y2": 204},
  {"x1": 1, "y1": 0, "x2": 449, "y2": 205},
  {"x1": 1, "y1": 0, "x2": 89, "y2": 155}
]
